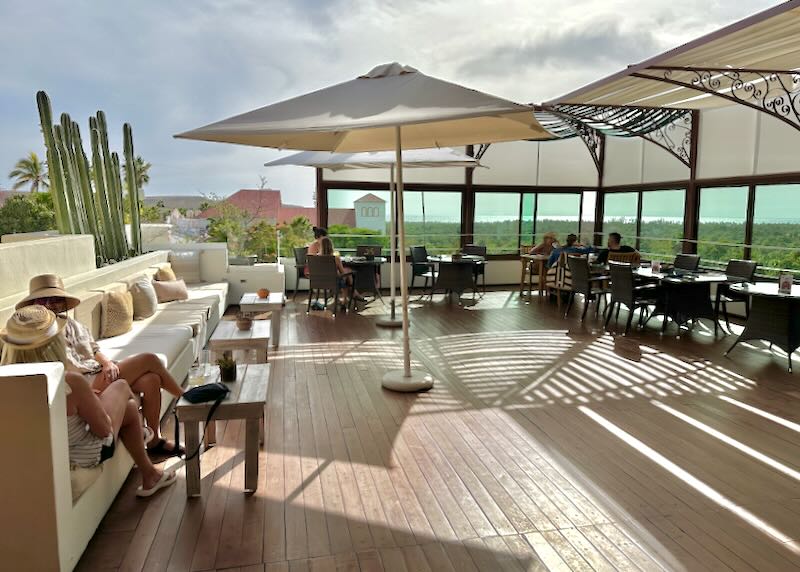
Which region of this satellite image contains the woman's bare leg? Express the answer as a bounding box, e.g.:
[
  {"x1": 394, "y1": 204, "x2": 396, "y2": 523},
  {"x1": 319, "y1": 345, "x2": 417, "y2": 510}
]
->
[
  {"x1": 117, "y1": 353, "x2": 183, "y2": 397},
  {"x1": 129, "y1": 372, "x2": 177, "y2": 450}
]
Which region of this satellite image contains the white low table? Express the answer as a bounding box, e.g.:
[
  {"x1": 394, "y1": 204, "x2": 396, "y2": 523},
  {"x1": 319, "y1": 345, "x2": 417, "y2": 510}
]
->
[
  {"x1": 209, "y1": 319, "x2": 270, "y2": 363},
  {"x1": 239, "y1": 292, "x2": 284, "y2": 348}
]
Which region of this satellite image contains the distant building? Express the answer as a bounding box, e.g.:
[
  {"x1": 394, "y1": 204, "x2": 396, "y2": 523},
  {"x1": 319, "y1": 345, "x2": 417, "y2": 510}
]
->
[
  {"x1": 354, "y1": 193, "x2": 386, "y2": 232},
  {"x1": 198, "y1": 189, "x2": 319, "y2": 225},
  {"x1": 0, "y1": 190, "x2": 27, "y2": 207}
]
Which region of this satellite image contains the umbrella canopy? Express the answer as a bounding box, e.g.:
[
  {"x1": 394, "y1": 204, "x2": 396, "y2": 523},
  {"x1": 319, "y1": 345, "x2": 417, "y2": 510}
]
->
[
  {"x1": 263, "y1": 147, "x2": 483, "y2": 170},
  {"x1": 175, "y1": 63, "x2": 552, "y2": 151}
]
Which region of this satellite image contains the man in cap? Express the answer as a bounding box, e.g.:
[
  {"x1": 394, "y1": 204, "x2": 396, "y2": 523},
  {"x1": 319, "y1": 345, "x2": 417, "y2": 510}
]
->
[{"x1": 17, "y1": 274, "x2": 184, "y2": 458}]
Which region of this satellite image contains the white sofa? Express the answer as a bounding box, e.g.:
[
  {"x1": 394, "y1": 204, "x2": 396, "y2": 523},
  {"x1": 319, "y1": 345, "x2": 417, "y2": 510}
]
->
[{"x1": 0, "y1": 236, "x2": 229, "y2": 571}]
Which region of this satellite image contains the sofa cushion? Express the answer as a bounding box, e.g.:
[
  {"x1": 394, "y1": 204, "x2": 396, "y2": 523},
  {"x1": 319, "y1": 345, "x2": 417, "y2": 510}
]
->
[
  {"x1": 71, "y1": 465, "x2": 103, "y2": 502},
  {"x1": 169, "y1": 251, "x2": 201, "y2": 284},
  {"x1": 96, "y1": 324, "x2": 193, "y2": 367},
  {"x1": 139, "y1": 307, "x2": 208, "y2": 338},
  {"x1": 155, "y1": 264, "x2": 177, "y2": 282},
  {"x1": 153, "y1": 279, "x2": 188, "y2": 303},
  {"x1": 129, "y1": 277, "x2": 158, "y2": 319},
  {"x1": 100, "y1": 291, "x2": 134, "y2": 339}
]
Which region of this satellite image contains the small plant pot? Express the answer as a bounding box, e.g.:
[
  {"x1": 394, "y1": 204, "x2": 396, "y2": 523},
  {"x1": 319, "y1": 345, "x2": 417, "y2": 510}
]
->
[
  {"x1": 257, "y1": 288, "x2": 270, "y2": 299},
  {"x1": 236, "y1": 316, "x2": 253, "y2": 331},
  {"x1": 219, "y1": 364, "x2": 237, "y2": 382}
]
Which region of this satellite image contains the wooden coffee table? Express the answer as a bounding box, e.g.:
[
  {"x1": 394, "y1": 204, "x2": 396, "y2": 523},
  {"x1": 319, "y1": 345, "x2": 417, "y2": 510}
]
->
[
  {"x1": 209, "y1": 318, "x2": 270, "y2": 363},
  {"x1": 239, "y1": 292, "x2": 284, "y2": 348},
  {"x1": 175, "y1": 363, "x2": 269, "y2": 496}
]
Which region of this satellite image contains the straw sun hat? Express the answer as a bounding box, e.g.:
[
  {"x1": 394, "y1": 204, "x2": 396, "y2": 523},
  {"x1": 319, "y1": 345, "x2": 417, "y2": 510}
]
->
[
  {"x1": 15, "y1": 274, "x2": 81, "y2": 311},
  {"x1": 0, "y1": 305, "x2": 67, "y2": 350}
]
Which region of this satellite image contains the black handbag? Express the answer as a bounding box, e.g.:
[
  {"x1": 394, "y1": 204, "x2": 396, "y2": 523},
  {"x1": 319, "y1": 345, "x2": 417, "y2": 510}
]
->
[{"x1": 174, "y1": 382, "x2": 230, "y2": 461}]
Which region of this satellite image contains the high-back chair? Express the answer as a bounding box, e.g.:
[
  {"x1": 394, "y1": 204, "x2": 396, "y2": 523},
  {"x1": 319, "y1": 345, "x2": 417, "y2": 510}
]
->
[
  {"x1": 565, "y1": 255, "x2": 609, "y2": 321},
  {"x1": 545, "y1": 251, "x2": 573, "y2": 310},
  {"x1": 608, "y1": 250, "x2": 641, "y2": 266},
  {"x1": 463, "y1": 244, "x2": 488, "y2": 294},
  {"x1": 307, "y1": 255, "x2": 348, "y2": 316},
  {"x1": 293, "y1": 246, "x2": 309, "y2": 301},
  {"x1": 519, "y1": 244, "x2": 534, "y2": 297},
  {"x1": 606, "y1": 262, "x2": 660, "y2": 334},
  {"x1": 410, "y1": 246, "x2": 436, "y2": 296},
  {"x1": 715, "y1": 259, "x2": 758, "y2": 334},
  {"x1": 674, "y1": 253, "x2": 700, "y2": 271},
  {"x1": 433, "y1": 261, "x2": 475, "y2": 304}
]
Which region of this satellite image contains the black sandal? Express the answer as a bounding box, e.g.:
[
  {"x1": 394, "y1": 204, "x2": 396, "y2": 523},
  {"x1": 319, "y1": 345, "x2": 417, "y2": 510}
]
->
[{"x1": 147, "y1": 438, "x2": 185, "y2": 459}]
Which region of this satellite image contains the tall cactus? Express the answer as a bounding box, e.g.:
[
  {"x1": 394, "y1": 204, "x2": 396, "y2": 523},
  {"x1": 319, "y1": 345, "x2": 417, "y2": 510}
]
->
[
  {"x1": 36, "y1": 91, "x2": 141, "y2": 264},
  {"x1": 123, "y1": 124, "x2": 142, "y2": 255}
]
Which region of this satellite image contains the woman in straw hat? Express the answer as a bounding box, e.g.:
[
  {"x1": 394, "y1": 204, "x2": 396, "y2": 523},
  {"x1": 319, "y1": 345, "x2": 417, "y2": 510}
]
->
[
  {"x1": 17, "y1": 274, "x2": 184, "y2": 458},
  {"x1": 0, "y1": 305, "x2": 177, "y2": 497}
]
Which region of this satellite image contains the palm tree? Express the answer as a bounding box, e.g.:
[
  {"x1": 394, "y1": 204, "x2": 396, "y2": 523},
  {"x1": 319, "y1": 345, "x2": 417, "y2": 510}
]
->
[
  {"x1": 8, "y1": 151, "x2": 49, "y2": 192},
  {"x1": 122, "y1": 156, "x2": 151, "y2": 199}
]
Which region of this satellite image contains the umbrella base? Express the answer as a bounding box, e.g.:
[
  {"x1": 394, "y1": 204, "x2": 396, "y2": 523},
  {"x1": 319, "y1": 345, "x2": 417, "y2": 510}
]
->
[
  {"x1": 376, "y1": 317, "x2": 403, "y2": 328},
  {"x1": 382, "y1": 368, "x2": 434, "y2": 392}
]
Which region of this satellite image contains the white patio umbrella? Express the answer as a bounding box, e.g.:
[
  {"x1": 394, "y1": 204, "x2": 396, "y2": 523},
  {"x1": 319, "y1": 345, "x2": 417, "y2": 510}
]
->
[
  {"x1": 264, "y1": 148, "x2": 483, "y2": 329},
  {"x1": 176, "y1": 62, "x2": 552, "y2": 391}
]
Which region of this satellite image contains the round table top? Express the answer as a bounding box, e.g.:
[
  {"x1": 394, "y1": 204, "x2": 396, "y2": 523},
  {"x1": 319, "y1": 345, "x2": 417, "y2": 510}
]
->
[
  {"x1": 341, "y1": 256, "x2": 387, "y2": 265},
  {"x1": 428, "y1": 254, "x2": 485, "y2": 263},
  {"x1": 729, "y1": 281, "x2": 800, "y2": 298}
]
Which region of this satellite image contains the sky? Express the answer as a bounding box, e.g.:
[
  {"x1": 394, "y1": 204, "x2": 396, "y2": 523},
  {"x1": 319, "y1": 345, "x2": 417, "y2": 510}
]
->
[{"x1": 0, "y1": 0, "x2": 777, "y2": 207}]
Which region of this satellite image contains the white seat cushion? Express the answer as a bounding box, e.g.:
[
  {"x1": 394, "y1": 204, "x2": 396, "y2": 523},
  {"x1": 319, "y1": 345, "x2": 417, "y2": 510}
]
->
[{"x1": 96, "y1": 324, "x2": 192, "y2": 367}]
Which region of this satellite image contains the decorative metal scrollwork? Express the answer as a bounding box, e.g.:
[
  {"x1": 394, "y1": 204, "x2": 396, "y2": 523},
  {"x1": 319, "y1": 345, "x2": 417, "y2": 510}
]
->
[
  {"x1": 544, "y1": 109, "x2": 603, "y2": 173},
  {"x1": 635, "y1": 66, "x2": 800, "y2": 131},
  {"x1": 641, "y1": 111, "x2": 692, "y2": 167},
  {"x1": 474, "y1": 143, "x2": 491, "y2": 161}
]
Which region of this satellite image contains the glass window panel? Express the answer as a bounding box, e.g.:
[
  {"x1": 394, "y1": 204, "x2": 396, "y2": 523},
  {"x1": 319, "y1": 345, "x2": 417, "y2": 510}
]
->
[
  {"x1": 327, "y1": 189, "x2": 391, "y2": 252},
  {"x1": 520, "y1": 193, "x2": 536, "y2": 250},
  {"x1": 751, "y1": 184, "x2": 800, "y2": 274},
  {"x1": 474, "y1": 192, "x2": 521, "y2": 254},
  {"x1": 698, "y1": 186, "x2": 747, "y2": 266},
  {"x1": 580, "y1": 191, "x2": 596, "y2": 245},
  {"x1": 639, "y1": 189, "x2": 685, "y2": 259},
  {"x1": 602, "y1": 192, "x2": 638, "y2": 244},
  {"x1": 535, "y1": 193, "x2": 581, "y2": 244},
  {"x1": 403, "y1": 191, "x2": 461, "y2": 254}
]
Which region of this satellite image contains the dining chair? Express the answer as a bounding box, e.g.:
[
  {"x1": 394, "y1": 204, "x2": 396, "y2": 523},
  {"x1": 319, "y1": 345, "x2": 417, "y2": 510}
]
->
[
  {"x1": 293, "y1": 246, "x2": 309, "y2": 301},
  {"x1": 715, "y1": 259, "x2": 758, "y2": 335},
  {"x1": 432, "y1": 261, "x2": 475, "y2": 304},
  {"x1": 519, "y1": 245, "x2": 534, "y2": 297},
  {"x1": 565, "y1": 255, "x2": 610, "y2": 321},
  {"x1": 307, "y1": 255, "x2": 351, "y2": 316},
  {"x1": 410, "y1": 246, "x2": 436, "y2": 297},
  {"x1": 356, "y1": 245, "x2": 382, "y2": 259},
  {"x1": 607, "y1": 250, "x2": 641, "y2": 266},
  {"x1": 674, "y1": 253, "x2": 700, "y2": 271},
  {"x1": 463, "y1": 243, "x2": 487, "y2": 294},
  {"x1": 606, "y1": 262, "x2": 660, "y2": 334}
]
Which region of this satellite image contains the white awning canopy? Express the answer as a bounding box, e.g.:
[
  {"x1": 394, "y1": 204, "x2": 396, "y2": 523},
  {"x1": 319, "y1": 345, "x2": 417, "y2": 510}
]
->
[{"x1": 263, "y1": 147, "x2": 483, "y2": 170}]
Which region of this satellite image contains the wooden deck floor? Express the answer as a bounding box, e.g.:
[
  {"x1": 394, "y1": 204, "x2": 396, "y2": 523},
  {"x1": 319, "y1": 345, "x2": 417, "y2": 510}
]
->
[{"x1": 78, "y1": 290, "x2": 800, "y2": 571}]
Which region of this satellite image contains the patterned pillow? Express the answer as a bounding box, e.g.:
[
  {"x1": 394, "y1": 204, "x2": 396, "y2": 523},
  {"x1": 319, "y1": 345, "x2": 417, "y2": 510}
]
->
[
  {"x1": 152, "y1": 279, "x2": 189, "y2": 303},
  {"x1": 100, "y1": 291, "x2": 134, "y2": 339},
  {"x1": 129, "y1": 276, "x2": 158, "y2": 319},
  {"x1": 155, "y1": 264, "x2": 177, "y2": 281}
]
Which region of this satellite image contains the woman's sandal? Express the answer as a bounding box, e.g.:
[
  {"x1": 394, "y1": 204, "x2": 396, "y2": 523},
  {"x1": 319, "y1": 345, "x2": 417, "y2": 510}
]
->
[
  {"x1": 136, "y1": 470, "x2": 178, "y2": 498},
  {"x1": 147, "y1": 438, "x2": 186, "y2": 459}
]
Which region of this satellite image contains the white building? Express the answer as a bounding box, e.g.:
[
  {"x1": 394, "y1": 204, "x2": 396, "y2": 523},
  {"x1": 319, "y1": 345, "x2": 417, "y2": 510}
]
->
[{"x1": 354, "y1": 193, "x2": 386, "y2": 233}]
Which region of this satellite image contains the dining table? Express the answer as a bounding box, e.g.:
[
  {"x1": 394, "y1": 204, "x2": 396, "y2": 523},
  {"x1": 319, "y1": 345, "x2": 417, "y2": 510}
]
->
[
  {"x1": 631, "y1": 267, "x2": 731, "y2": 333},
  {"x1": 725, "y1": 281, "x2": 800, "y2": 372},
  {"x1": 426, "y1": 254, "x2": 485, "y2": 301},
  {"x1": 341, "y1": 255, "x2": 387, "y2": 302},
  {"x1": 520, "y1": 253, "x2": 549, "y2": 299}
]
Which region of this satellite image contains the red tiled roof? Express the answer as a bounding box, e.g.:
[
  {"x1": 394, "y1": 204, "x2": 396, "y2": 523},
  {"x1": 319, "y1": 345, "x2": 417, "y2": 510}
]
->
[
  {"x1": 198, "y1": 189, "x2": 282, "y2": 219},
  {"x1": 328, "y1": 208, "x2": 356, "y2": 227},
  {"x1": 355, "y1": 193, "x2": 385, "y2": 203},
  {"x1": 0, "y1": 190, "x2": 26, "y2": 207}
]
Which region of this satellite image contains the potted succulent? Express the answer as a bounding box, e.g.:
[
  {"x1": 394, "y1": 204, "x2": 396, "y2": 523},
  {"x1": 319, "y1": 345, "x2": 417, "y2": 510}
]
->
[
  {"x1": 235, "y1": 313, "x2": 253, "y2": 330},
  {"x1": 257, "y1": 287, "x2": 270, "y2": 299},
  {"x1": 217, "y1": 351, "x2": 237, "y2": 382}
]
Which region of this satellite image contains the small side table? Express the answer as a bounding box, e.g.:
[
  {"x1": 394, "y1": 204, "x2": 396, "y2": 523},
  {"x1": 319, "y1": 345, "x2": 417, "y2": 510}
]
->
[
  {"x1": 176, "y1": 363, "x2": 269, "y2": 497},
  {"x1": 239, "y1": 292, "x2": 285, "y2": 348},
  {"x1": 209, "y1": 319, "x2": 270, "y2": 363}
]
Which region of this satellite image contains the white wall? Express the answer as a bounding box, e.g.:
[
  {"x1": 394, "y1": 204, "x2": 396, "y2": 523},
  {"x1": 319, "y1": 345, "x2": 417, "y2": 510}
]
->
[{"x1": 473, "y1": 141, "x2": 539, "y2": 185}]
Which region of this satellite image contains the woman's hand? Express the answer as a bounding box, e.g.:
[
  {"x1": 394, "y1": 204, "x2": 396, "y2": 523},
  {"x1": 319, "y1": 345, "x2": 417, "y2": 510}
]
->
[{"x1": 101, "y1": 360, "x2": 120, "y2": 383}]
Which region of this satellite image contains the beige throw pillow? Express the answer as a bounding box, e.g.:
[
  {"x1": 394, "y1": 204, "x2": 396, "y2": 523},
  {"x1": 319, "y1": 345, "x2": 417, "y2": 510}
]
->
[
  {"x1": 100, "y1": 291, "x2": 134, "y2": 339},
  {"x1": 169, "y1": 251, "x2": 201, "y2": 283},
  {"x1": 155, "y1": 264, "x2": 177, "y2": 281},
  {"x1": 153, "y1": 279, "x2": 189, "y2": 303},
  {"x1": 129, "y1": 277, "x2": 158, "y2": 319}
]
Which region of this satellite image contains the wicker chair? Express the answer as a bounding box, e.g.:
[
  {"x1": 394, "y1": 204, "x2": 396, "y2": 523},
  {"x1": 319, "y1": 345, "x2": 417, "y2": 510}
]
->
[
  {"x1": 292, "y1": 246, "x2": 309, "y2": 301},
  {"x1": 306, "y1": 255, "x2": 350, "y2": 316},
  {"x1": 545, "y1": 252, "x2": 573, "y2": 310},
  {"x1": 463, "y1": 244, "x2": 487, "y2": 294},
  {"x1": 715, "y1": 259, "x2": 758, "y2": 335},
  {"x1": 519, "y1": 244, "x2": 534, "y2": 297},
  {"x1": 605, "y1": 262, "x2": 660, "y2": 334},
  {"x1": 356, "y1": 245, "x2": 382, "y2": 259},
  {"x1": 565, "y1": 256, "x2": 610, "y2": 321},
  {"x1": 608, "y1": 250, "x2": 641, "y2": 266},
  {"x1": 432, "y1": 261, "x2": 475, "y2": 304},
  {"x1": 410, "y1": 246, "x2": 436, "y2": 297}
]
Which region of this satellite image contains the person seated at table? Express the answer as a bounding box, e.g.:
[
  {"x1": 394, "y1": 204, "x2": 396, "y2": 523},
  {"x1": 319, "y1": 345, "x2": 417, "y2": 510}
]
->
[
  {"x1": 320, "y1": 236, "x2": 363, "y2": 304},
  {"x1": 16, "y1": 274, "x2": 184, "y2": 458},
  {"x1": 0, "y1": 305, "x2": 177, "y2": 497},
  {"x1": 547, "y1": 233, "x2": 594, "y2": 267},
  {"x1": 307, "y1": 226, "x2": 327, "y2": 258},
  {"x1": 596, "y1": 232, "x2": 637, "y2": 264},
  {"x1": 529, "y1": 231, "x2": 558, "y2": 256}
]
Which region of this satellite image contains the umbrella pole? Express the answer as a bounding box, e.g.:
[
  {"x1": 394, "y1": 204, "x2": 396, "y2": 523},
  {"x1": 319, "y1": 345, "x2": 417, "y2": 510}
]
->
[
  {"x1": 376, "y1": 166, "x2": 401, "y2": 328},
  {"x1": 382, "y1": 126, "x2": 433, "y2": 392}
]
